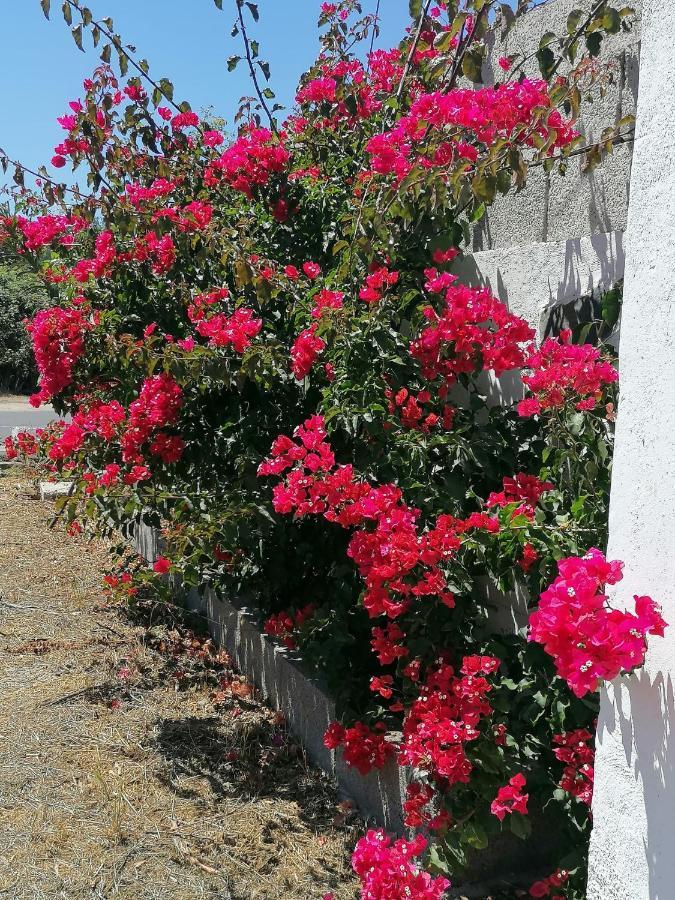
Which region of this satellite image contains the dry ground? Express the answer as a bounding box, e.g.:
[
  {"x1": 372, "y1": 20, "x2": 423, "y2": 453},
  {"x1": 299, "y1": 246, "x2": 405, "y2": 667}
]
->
[{"x1": 0, "y1": 469, "x2": 359, "y2": 899}]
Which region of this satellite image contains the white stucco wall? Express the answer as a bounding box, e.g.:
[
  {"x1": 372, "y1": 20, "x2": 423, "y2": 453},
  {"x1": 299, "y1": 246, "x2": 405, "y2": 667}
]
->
[{"x1": 586, "y1": 2, "x2": 675, "y2": 897}]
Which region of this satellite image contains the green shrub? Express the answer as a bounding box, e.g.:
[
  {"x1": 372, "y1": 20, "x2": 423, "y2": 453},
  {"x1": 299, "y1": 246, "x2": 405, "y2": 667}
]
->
[{"x1": 0, "y1": 256, "x2": 49, "y2": 393}]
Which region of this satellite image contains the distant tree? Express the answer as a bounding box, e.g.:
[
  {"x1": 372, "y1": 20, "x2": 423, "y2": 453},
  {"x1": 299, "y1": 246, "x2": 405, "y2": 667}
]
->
[{"x1": 0, "y1": 251, "x2": 49, "y2": 393}]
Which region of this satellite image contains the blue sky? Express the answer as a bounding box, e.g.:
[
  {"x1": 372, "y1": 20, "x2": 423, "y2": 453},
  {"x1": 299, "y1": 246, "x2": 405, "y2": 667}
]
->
[{"x1": 0, "y1": 1, "x2": 410, "y2": 191}]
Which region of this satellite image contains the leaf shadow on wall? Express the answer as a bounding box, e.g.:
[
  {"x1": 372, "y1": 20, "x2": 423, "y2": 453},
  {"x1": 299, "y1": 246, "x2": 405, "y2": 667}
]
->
[{"x1": 602, "y1": 669, "x2": 675, "y2": 899}]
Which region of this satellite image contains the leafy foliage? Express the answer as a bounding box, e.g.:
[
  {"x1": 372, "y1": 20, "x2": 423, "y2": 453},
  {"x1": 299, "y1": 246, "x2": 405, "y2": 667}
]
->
[
  {"x1": 0, "y1": 251, "x2": 49, "y2": 392},
  {"x1": 0, "y1": 1, "x2": 643, "y2": 896}
]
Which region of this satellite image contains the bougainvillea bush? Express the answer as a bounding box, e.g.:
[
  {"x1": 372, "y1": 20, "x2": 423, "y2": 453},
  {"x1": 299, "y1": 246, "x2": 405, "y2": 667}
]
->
[{"x1": 1, "y1": 0, "x2": 662, "y2": 896}]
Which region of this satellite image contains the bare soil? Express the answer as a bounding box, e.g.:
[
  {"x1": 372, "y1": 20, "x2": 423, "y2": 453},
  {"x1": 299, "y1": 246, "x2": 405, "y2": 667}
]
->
[{"x1": 0, "y1": 469, "x2": 359, "y2": 899}]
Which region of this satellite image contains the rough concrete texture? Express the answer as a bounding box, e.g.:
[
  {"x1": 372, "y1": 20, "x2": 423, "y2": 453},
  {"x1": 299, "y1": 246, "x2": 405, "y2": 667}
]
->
[
  {"x1": 473, "y1": 0, "x2": 642, "y2": 251},
  {"x1": 586, "y1": 1, "x2": 675, "y2": 897}
]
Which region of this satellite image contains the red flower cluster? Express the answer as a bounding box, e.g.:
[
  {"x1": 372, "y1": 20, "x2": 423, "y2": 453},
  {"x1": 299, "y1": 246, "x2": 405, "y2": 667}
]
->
[
  {"x1": 490, "y1": 773, "x2": 529, "y2": 821},
  {"x1": 311, "y1": 288, "x2": 344, "y2": 319},
  {"x1": 132, "y1": 230, "x2": 176, "y2": 275},
  {"x1": 187, "y1": 293, "x2": 262, "y2": 352},
  {"x1": 552, "y1": 728, "x2": 594, "y2": 807},
  {"x1": 6, "y1": 213, "x2": 86, "y2": 252},
  {"x1": 359, "y1": 266, "x2": 399, "y2": 304},
  {"x1": 400, "y1": 658, "x2": 497, "y2": 783},
  {"x1": 67, "y1": 230, "x2": 117, "y2": 283},
  {"x1": 518, "y1": 331, "x2": 618, "y2": 416},
  {"x1": 290, "y1": 324, "x2": 325, "y2": 379},
  {"x1": 323, "y1": 721, "x2": 394, "y2": 775},
  {"x1": 529, "y1": 548, "x2": 667, "y2": 697},
  {"x1": 529, "y1": 869, "x2": 569, "y2": 898},
  {"x1": 365, "y1": 81, "x2": 577, "y2": 180},
  {"x1": 206, "y1": 127, "x2": 289, "y2": 197},
  {"x1": 152, "y1": 200, "x2": 213, "y2": 232},
  {"x1": 121, "y1": 373, "x2": 184, "y2": 465},
  {"x1": 296, "y1": 76, "x2": 337, "y2": 105},
  {"x1": 385, "y1": 386, "x2": 455, "y2": 433},
  {"x1": 410, "y1": 284, "x2": 534, "y2": 385},
  {"x1": 27, "y1": 306, "x2": 91, "y2": 406},
  {"x1": 4, "y1": 430, "x2": 39, "y2": 460},
  {"x1": 402, "y1": 782, "x2": 450, "y2": 830},
  {"x1": 259, "y1": 416, "x2": 498, "y2": 624},
  {"x1": 351, "y1": 830, "x2": 450, "y2": 900},
  {"x1": 486, "y1": 473, "x2": 554, "y2": 519},
  {"x1": 125, "y1": 178, "x2": 178, "y2": 209},
  {"x1": 263, "y1": 603, "x2": 316, "y2": 650}
]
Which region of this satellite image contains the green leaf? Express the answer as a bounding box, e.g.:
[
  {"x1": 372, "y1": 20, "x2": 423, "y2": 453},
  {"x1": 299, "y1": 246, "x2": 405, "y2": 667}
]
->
[
  {"x1": 566, "y1": 9, "x2": 583, "y2": 35},
  {"x1": 101, "y1": 43, "x2": 111, "y2": 63},
  {"x1": 496, "y1": 169, "x2": 512, "y2": 194},
  {"x1": 227, "y1": 55, "x2": 242, "y2": 72},
  {"x1": 536, "y1": 46, "x2": 555, "y2": 79},
  {"x1": 428, "y1": 845, "x2": 452, "y2": 875},
  {"x1": 72, "y1": 25, "x2": 84, "y2": 51},
  {"x1": 603, "y1": 7, "x2": 621, "y2": 33},
  {"x1": 246, "y1": 2, "x2": 259, "y2": 21},
  {"x1": 472, "y1": 174, "x2": 497, "y2": 203},
  {"x1": 62, "y1": 0, "x2": 72, "y2": 25},
  {"x1": 159, "y1": 78, "x2": 174, "y2": 101},
  {"x1": 539, "y1": 29, "x2": 557, "y2": 49},
  {"x1": 586, "y1": 31, "x2": 603, "y2": 56},
  {"x1": 462, "y1": 48, "x2": 484, "y2": 83},
  {"x1": 41, "y1": 0, "x2": 51, "y2": 19},
  {"x1": 213, "y1": 0, "x2": 223, "y2": 7},
  {"x1": 460, "y1": 821, "x2": 489, "y2": 850},
  {"x1": 409, "y1": 0, "x2": 423, "y2": 18},
  {"x1": 257, "y1": 60, "x2": 271, "y2": 81},
  {"x1": 509, "y1": 814, "x2": 532, "y2": 840}
]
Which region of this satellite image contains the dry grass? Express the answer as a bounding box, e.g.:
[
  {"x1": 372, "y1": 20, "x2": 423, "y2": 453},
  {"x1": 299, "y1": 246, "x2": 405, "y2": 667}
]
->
[{"x1": 0, "y1": 469, "x2": 359, "y2": 899}]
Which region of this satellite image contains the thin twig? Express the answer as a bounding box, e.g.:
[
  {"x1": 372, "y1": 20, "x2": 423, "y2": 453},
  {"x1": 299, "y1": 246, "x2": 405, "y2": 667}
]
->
[
  {"x1": 234, "y1": 0, "x2": 278, "y2": 134},
  {"x1": 366, "y1": 0, "x2": 382, "y2": 70},
  {"x1": 395, "y1": 0, "x2": 433, "y2": 103},
  {"x1": 530, "y1": 128, "x2": 635, "y2": 168},
  {"x1": 445, "y1": 5, "x2": 488, "y2": 91},
  {"x1": 548, "y1": 0, "x2": 608, "y2": 80},
  {"x1": 64, "y1": 0, "x2": 183, "y2": 114},
  {"x1": 0, "y1": 146, "x2": 93, "y2": 200}
]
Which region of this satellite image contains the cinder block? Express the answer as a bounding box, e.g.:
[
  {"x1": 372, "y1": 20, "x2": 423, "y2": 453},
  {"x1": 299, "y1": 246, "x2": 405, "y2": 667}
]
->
[
  {"x1": 455, "y1": 230, "x2": 625, "y2": 336},
  {"x1": 546, "y1": 142, "x2": 632, "y2": 241},
  {"x1": 39, "y1": 481, "x2": 73, "y2": 501},
  {"x1": 477, "y1": 0, "x2": 642, "y2": 250},
  {"x1": 473, "y1": 167, "x2": 549, "y2": 251}
]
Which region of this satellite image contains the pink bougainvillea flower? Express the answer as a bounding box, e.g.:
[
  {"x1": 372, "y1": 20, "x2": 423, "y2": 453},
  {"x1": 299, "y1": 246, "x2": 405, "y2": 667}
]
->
[{"x1": 491, "y1": 773, "x2": 529, "y2": 821}]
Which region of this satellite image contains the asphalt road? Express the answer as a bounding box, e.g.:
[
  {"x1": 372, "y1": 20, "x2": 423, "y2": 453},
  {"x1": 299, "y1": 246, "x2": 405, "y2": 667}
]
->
[{"x1": 0, "y1": 396, "x2": 63, "y2": 442}]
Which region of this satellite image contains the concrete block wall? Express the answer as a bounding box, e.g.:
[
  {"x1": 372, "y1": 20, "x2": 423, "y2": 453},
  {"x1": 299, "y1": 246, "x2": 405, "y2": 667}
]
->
[
  {"x1": 474, "y1": 0, "x2": 641, "y2": 254},
  {"x1": 460, "y1": 0, "x2": 641, "y2": 339}
]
